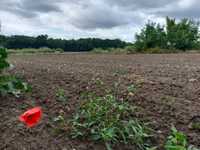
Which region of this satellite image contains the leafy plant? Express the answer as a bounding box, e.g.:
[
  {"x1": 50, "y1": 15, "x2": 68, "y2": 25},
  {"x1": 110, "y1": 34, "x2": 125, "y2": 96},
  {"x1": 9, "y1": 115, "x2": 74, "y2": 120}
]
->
[
  {"x1": 94, "y1": 78, "x2": 104, "y2": 86},
  {"x1": 70, "y1": 94, "x2": 150, "y2": 150},
  {"x1": 165, "y1": 127, "x2": 187, "y2": 150},
  {"x1": 53, "y1": 115, "x2": 65, "y2": 123},
  {"x1": 56, "y1": 88, "x2": 67, "y2": 103},
  {"x1": 127, "y1": 84, "x2": 136, "y2": 93},
  {"x1": 0, "y1": 48, "x2": 9, "y2": 72},
  {"x1": 0, "y1": 48, "x2": 31, "y2": 97},
  {"x1": 165, "y1": 127, "x2": 200, "y2": 150},
  {"x1": 0, "y1": 75, "x2": 31, "y2": 97}
]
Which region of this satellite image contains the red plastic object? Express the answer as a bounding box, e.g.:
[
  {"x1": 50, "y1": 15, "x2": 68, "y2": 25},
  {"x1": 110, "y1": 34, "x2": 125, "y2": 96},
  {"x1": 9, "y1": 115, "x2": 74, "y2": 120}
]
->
[{"x1": 19, "y1": 107, "x2": 42, "y2": 128}]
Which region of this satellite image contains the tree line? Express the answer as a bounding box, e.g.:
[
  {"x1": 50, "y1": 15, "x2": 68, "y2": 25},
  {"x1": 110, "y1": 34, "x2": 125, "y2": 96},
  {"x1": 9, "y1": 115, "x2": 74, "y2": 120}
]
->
[
  {"x1": 135, "y1": 17, "x2": 200, "y2": 51},
  {"x1": 1, "y1": 17, "x2": 199, "y2": 53},
  {"x1": 0, "y1": 35, "x2": 127, "y2": 52}
]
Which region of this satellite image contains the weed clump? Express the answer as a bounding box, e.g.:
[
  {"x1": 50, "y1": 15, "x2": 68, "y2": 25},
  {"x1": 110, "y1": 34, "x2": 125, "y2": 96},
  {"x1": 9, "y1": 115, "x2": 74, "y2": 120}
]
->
[
  {"x1": 71, "y1": 94, "x2": 150, "y2": 150},
  {"x1": 165, "y1": 127, "x2": 199, "y2": 150}
]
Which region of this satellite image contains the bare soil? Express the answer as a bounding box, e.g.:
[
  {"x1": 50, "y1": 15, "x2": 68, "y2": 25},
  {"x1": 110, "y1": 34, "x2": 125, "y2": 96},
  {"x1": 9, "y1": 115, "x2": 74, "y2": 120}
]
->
[{"x1": 0, "y1": 53, "x2": 200, "y2": 150}]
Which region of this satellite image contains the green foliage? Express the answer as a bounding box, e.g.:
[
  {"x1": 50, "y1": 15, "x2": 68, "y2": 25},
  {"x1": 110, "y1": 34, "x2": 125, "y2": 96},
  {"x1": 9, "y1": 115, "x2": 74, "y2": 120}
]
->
[
  {"x1": 135, "y1": 21, "x2": 166, "y2": 51},
  {"x1": 53, "y1": 115, "x2": 65, "y2": 123},
  {"x1": 71, "y1": 94, "x2": 150, "y2": 150},
  {"x1": 166, "y1": 17, "x2": 199, "y2": 50},
  {"x1": 92, "y1": 45, "x2": 136, "y2": 54},
  {"x1": 0, "y1": 75, "x2": 31, "y2": 97},
  {"x1": 0, "y1": 48, "x2": 9, "y2": 72},
  {"x1": 165, "y1": 127, "x2": 187, "y2": 150},
  {"x1": 191, "y1": 122, "x2": 200, "y2": 130},
  {"x1": 0, "y1": 35, "x2": 127, "y2": 52},
  {"x1": 165, "y1": 127, "x2": 200, "y2": 150},
  {"x1": 124, "y1": 45, "x2": 136, "y2": 54},
  {"x1": 0, "y1": 48, "x2": 31, "y2": 97},
  {"x1": 56, "y1": 88, "x2": 67, "y2": 103},
  {"x1": 92, "y1": 47, "x2": 129, "y2": 54},
  {"x1": 127, "y1": 84, "x2": 136, "y2": 93},
  {"x1": 7, "y1": 48, "x2": 64, "y2": 54},
  {"x1": 135, "y1": 17, "x2": 200, "y2": 51}
]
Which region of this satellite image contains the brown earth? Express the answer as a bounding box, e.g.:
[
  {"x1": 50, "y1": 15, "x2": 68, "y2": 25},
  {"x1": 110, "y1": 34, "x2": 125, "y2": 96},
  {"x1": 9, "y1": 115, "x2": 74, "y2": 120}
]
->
[{"x1": 0, "y1": 53, "x2": 200, "y2": 150}]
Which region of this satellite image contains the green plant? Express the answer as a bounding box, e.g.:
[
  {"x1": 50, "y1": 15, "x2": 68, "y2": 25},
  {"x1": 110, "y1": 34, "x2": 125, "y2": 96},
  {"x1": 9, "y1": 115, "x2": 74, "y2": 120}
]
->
[
  {"x1": 191, "y1": 122, "x2": 200, "y2": 130},
  {"x1": 165, "y1": 127, "x2": 187, "y2": 150},
  {"x1": 56, "y1": 88, "x2": 67, "y2": 103},
  {"x1": 0, "y1": 48, "x2": 9, "y2": 72},
  {"x1": 0, "y1": 48, "x2": 31, "y2": 97},
  {"x1": 0, "y1": 75, "x2": 31, "y2": 97},
  {"x1": 70, "y1": 94, "x2": 150, "y2": 150},
  {"x1": 93, "y1": 78, "x2": 104, "y2": 86},
  {"x1": 165, "y1": 127, "x2": 200, "y2": 150},
  {"x1": 53, "y1": 115, "x2": 65, "y2": 123},
  {"x1": 127, "y1": 84, "x2": 136, "y2": 93}
]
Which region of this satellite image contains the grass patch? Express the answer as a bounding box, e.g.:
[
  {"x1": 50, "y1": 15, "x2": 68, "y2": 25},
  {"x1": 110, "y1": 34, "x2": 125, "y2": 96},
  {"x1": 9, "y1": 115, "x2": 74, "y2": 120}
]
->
[{"x1": 7, "y1": 48, "x2": 64, "y2": 54}]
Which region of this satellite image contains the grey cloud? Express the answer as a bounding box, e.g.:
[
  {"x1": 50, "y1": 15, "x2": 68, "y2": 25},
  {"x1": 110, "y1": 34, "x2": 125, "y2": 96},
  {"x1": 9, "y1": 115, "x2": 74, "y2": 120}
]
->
[
  {"x1": 105, "y1": 0, "x2": 177, "y2": 9},
  {"x1": 65, "y1": 1, "x2": 143, "y2": 29},
  {"x1": 0, "y1": 0, "x2": 62, "y2": 18},
  {"x1": 67, "y1": 4, "x2": 138, "y2": 29},
  {"x1": 20, "y1": 0, "x2": 62, "y2": 13},
  {"x1": 156, "y1": 3, "x2": 200, "y2": 19}
]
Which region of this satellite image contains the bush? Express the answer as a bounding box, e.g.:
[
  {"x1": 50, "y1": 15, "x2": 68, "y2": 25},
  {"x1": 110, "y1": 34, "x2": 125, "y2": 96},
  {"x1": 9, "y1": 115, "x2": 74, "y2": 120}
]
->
[
  {"x1": 92, "y1": 47, "x2": 133, "y2": 54},
  {"x1": 70, "y1": 94, "x2": 150, "y2": 150},
  {"x1": 92, "y1": 48, "x2": 110, "y2": 54},
  {"x1": 124, "y1": 45, "x2": 137, "y2": 54},
  {"x1": 142, "y1": 48, "x2": 180, "y2": 54}
]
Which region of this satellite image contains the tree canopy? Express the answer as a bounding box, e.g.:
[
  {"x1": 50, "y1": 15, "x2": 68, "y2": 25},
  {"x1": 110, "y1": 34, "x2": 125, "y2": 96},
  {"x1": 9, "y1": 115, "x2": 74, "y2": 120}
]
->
[{"x1": 135, "y1": 17, "x2": 200, "y2": 51}]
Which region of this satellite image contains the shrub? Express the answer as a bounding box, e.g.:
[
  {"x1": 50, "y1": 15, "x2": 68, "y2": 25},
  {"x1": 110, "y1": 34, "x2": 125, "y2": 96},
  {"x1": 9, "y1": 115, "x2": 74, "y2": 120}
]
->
[
  {"x1": 92, "y1": 48, "x2": 110, "y2": 54},
  {"x1": 70, "y1": 94, "x2": 150, "y2": 150},
  {"x1": 124, "y1": 45, "x2": 136, "y2": 54}
]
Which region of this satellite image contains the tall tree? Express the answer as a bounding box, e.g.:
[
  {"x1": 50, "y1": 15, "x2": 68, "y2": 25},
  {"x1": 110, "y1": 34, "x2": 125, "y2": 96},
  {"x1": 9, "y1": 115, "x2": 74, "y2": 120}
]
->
[
  {"x1": 135, "y1": 21, "x2": 166, "y2": 51},
  {"x1": 166, "y1": 17, "x2": 199, "y2": 50}
]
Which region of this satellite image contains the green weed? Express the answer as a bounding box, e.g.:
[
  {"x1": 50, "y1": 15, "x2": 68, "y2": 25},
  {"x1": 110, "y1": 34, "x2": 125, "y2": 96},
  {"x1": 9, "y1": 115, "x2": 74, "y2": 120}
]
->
[
  {"x1": 56, "y1": 88, "x2": 67, "y2": 103},
  {"x1": 0, "y1": 75, "x2": 31, "y2": 97},
  {"x1": 127, "y1": 84, "x2": 136, "y2": 93},
  {"x1": 165, "y1": 127, "x2": 199, "y2": 150},
  {"x1": 70, "y1": 94, "x2": 150, "y2": 150},
  {"x1": 0, "y1": 48, "x2": 9, "y2": 72},
  {"x1": 0, "y1": 48, "x2": 31, "y2": 97}
]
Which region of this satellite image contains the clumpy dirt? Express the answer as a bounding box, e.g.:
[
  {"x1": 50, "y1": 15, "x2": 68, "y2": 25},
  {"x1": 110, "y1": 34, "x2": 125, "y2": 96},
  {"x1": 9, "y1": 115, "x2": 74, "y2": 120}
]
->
[{"x1": 0, "y1": 53, "x2": 200, "y2": 150}]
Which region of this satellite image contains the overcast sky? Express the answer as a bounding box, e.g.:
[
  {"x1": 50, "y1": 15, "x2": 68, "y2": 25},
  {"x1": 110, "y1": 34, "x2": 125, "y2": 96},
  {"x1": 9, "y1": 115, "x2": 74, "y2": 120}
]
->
[{"x1": 0, "y1": 0, "x2": 199, "y2": 42}]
